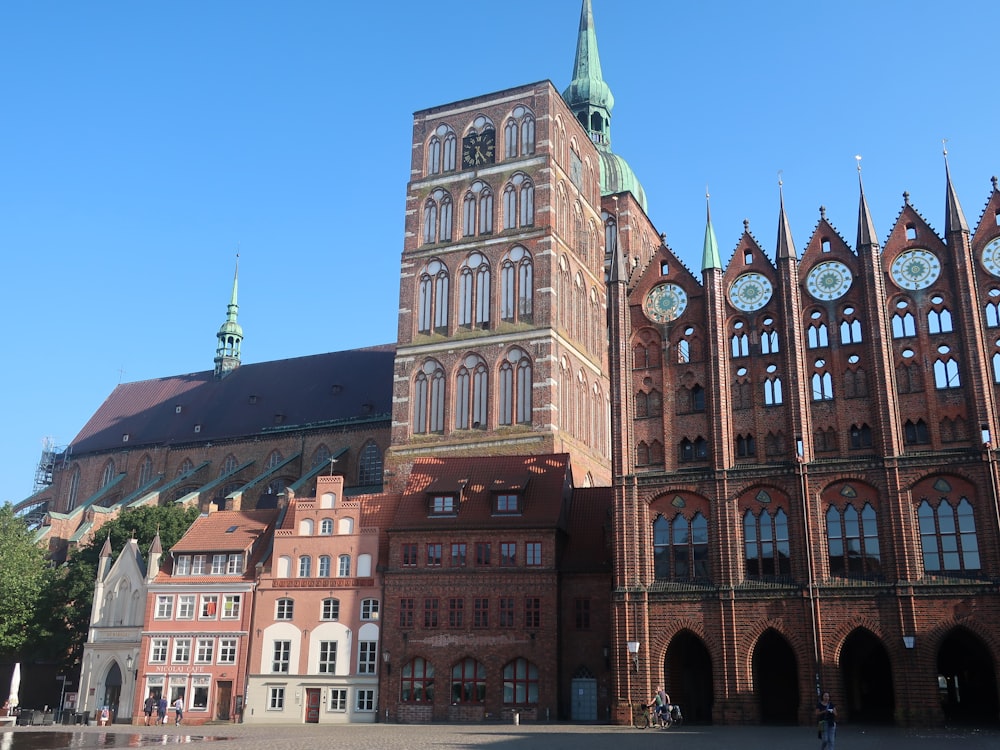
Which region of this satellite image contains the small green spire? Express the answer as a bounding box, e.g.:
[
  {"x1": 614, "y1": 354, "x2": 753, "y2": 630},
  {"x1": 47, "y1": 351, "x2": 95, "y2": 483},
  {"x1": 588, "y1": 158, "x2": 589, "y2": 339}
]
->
[
  {"x1": 702, "y1": 193, "x2": 722, "y2": 271},
  {"x1": 563, "y1": 0, "x2": 614, "y2": 148},
  {"x1": 214, "y1": 255, "x2": 243, "y2": 379}
]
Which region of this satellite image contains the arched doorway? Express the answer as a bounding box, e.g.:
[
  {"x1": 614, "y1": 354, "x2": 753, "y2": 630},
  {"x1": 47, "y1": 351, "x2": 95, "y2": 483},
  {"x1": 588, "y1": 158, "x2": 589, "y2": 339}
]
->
[
  {"x1": 752, "y1": 629, "x2": 799, "y2": 724},
  {"x1": 839, "y1": 628, "x2": 894, "y2": 723},
  {"x1": 937, "y1": 626, "x2": 999, "y2": 725},
  {"x1": 101, "y1": 662, "x2": 123, "y2": 721},
  {"x1": 664, "y1": 630, "x2": 713, "y2": 723}
]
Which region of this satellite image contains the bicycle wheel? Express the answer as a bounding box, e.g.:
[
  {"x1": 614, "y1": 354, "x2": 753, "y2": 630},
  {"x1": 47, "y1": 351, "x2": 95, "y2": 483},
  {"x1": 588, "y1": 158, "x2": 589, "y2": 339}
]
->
[{"x1": 632, "y1": 705, "x2": 650, "y2": 729}]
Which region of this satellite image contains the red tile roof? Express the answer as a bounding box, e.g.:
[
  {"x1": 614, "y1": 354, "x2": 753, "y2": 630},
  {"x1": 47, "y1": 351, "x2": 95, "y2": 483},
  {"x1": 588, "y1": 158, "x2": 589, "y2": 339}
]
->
[
  {"x1": 390, "y1": 454, "x2": 572, "y2": 530},
  {"x1": 170, "y1": 509, "x2": 278, "y2": 554}
]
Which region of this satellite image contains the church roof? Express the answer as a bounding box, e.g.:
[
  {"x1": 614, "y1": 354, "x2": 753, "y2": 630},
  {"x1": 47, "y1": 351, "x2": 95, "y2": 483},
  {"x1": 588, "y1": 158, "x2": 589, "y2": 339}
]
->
[{"x1": 69, "y1": 345, "x2": 396, "y2": 455}]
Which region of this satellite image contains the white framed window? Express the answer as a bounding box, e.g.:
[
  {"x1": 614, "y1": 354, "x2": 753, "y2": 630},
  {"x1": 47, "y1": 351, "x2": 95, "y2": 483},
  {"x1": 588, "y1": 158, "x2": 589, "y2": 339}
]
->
[
  {"x1": 298, "y1": 556, "x2": 311, "y2": 577},
  {"x1": 222, "y1": 594, "x2": 241, "y2": 619},
  {"x1": 268, "y1": 687, "x2": 285, "y2": 710},
  {"x1": 150, "y1": 638, "x2": 168, "y2": 663},
  {"x1": 319, "y1": 641, "x2": 337, "y2": 674},
  {"x1": 177, "y1": 595, "x2": 195, "y2": 619},
  {"x1": 272, "y1": 641, "x2": 291, "y2": 673},
  {"x1": 218, "y1": 638, "x2": 237, "y2": 664},
  {"x1": 195, "y1": 639, "x2": 214, "y2": 664},
  {"x1": 356, "y1": 689, "x2": 375, "y2": 712},
  {"x1": 318, "y1": 555, "x2": 331, "y2": 577},
  {"x1": 338, "y1": 555, "x2": 351, "y2": 577},
  {"x1": 321, "y1": 598, "x2": 339, "y2": 621},
  {"x1": 227, "y1": 554, "x2": 242, "y2": 574},
  {"x1": 328, "y1": 689, "x2": 347, "y2": 711},
  {"x1": 200, "y1": 595, "x2": 218, "y2": 619},
  {"x1": 192, "y1": 555, "x2": 206, "y2": 575},
  {"x1": 211, "y1": 554, "x2": 226, "y2": 574},
  {"x1": 320, "y1": 518, "x2": 333, "y2": 535},
  {"x1": 173, "y1": 638, "x2": 191, "y2": 664},
  {"x1": 360, "y1": 599, "x2": 379, "y2": 621},
  {"x1": 155, "y1": 595, "x2": 173, "y2": 619},
  {"x1": 276, "y1": 598, "x2": 294, "y2": 620},
  {"x1": 175, "y1": 556, "x2": 191, "y2": 576},
  {"x1": 358, "y1": 641, "x2": 377, "y2": 675}
]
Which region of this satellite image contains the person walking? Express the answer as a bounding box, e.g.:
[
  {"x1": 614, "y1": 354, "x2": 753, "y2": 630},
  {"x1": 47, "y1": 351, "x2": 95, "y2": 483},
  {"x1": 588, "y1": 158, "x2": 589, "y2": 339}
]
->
[
  {"x1": 157, "y1": 696, "x2": 167, "y2": 725},
  {"x1": 143, "y1": 694, "x2": 156, "y2": 726},
  {"x1": 817, "y1": 691, "x2": 837, "y2": 750},
  {"x1": 173, "y1": 697, "x2": 184, "y2": 726}
]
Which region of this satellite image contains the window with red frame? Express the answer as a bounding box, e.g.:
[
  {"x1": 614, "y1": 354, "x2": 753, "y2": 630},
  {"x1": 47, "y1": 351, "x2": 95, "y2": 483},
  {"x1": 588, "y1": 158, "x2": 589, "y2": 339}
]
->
[
  {"x1": 500, "y1": 542, "x2": 516, "y2": 566},
  {"x1": 426, "y1": 543, "x2": 442, "y2": 566},
  {"x1": 399, "y1": 598, "x2": 414, "y2": 628},
  {"x1": 424, "y1": 598, "x2": 439, "y2": 627},
  {"x1": 524, "y1": 597, "x2": 540, "y2": 628},
  {"x1": 402, "y1": 543, "x2": 418, "y2": 566},
  {"x1": 448, "y1": 598, "x2": 464, "y2": 628}
]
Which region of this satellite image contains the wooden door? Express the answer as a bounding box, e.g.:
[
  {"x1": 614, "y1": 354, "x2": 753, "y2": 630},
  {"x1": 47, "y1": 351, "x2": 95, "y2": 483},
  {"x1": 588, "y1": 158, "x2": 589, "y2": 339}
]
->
[{"x1": 305, "y1": 688, "x2": 321, "y2": 723}]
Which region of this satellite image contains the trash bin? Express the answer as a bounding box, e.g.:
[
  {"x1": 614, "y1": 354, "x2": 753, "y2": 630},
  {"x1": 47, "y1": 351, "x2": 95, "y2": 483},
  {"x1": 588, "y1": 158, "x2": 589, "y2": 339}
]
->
[
  {"x1": 75, "y1": 711, "x2": 89, "y2": 725},
  {"x1": 63, "y1": 711, "x2": 74, "y2": 725}
]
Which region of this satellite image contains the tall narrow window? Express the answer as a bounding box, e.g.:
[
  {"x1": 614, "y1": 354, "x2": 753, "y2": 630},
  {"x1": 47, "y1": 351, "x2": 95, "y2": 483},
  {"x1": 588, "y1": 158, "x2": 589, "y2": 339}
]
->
[
  {"x1": 458, "y1": 252, "x2": 491, "y2": 328},
  {"x1": 500, "y1": 246, "x2": 533, "y2": 322},
  {"x1": 422, "y1": 189, "x2": 453, "y2": 244},
  {"x1": 451, "y1": 658, "x2": 486, "y2": 703},
  {"x1": 653, "y1": 512, "x2": 709, "y2": 580},
  {"x1": 933, "y1": 346, "x2": 961, "y2": 389},
  {"x1": 455, "y1": 354, "x2": 488, "y2": 430},
  {"x1": 892, "y1": 300, "x2": 916, "y2": 338},
  {"x1": 413, "y1": 359, "x2": 446, "y2": 434},
  {"x1": 918, "y1": 497, "x2": 980, "y2": 572},
  {"x1": 743, "y1": 508, "x2": 791, "y2": 577},
  {"x1": 358, "y1": 440, "x2": 383, "y2": 485},
  {"x1": 826, "y1": 502, "x2": 881, "y2": 576},
  {"x1": 417, "y1": 259, "x2": 449, "y2": 334},
  {"x1": 764, "y1": 367, "x2": 783, "y2": 405},
  {"x1": 499, "y1": 348, "x2": 532, "y2": 425}
]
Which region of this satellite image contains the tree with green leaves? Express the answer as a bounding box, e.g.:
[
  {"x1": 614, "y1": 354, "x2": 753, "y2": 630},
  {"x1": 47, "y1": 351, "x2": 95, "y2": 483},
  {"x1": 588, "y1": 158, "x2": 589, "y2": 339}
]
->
[
  {"x1": 30, "y1": 503, "x2": 201, "y2": 669},
  {"x1": 0, "y1": 503, "x2": 52, "y2": 660}
]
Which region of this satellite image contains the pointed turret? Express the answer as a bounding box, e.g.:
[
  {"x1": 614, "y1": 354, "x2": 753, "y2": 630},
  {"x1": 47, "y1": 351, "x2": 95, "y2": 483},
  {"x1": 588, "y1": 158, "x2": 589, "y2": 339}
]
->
[
  {"x1": 562, "y1": 0, "x2": 647, "y2": 212},
  {"x1": 214, "y1": 257, "x2": 243, "y2": 380},
  {"x1": 146, "y1": 530, "x2": 163, "y2": 582},
  {"x1": 98, "y1": 535, "x2": 114, "y2": 580},
  {"x1": 775, "y1": 179, "x2": 797, "y2": 260},
  {"x1": 856, "y1": 160, "x2": 880, "y2": 250},
  {"x1": 944, "y1": 148, "x2": 970, "y2": 236},
  {"x1": 702, "y1": 194, "x2": 722, "y2": 271}
]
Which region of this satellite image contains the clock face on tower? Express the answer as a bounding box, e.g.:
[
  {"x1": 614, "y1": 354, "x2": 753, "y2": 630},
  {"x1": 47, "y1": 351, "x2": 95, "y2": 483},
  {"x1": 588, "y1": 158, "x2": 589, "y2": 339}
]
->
[
  {"x1": 643, "y1": 283, "x2": 688, "y2": 324},
  {"x1": 462, "y1": 129, "x2": 496, "y2": 168},
  {"x1": 890, "y1": 248, "x2": 941, "y2": 290},
  {"x1": 981, "y1": 236, "x2": 1000, "y2": 278},
  {"x1": 806, "y1": 261, "x2": 853, "y2": 300},
  {"x1": 729, "y1": 272, "x2": 773, "y2": 312}
]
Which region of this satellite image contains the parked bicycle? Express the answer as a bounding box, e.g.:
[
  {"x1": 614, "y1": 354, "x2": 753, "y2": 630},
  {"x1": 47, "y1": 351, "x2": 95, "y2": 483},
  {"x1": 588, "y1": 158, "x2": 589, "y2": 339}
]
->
[{"x1": 631, "y1": 701, "x2": 653, "y2": 729}]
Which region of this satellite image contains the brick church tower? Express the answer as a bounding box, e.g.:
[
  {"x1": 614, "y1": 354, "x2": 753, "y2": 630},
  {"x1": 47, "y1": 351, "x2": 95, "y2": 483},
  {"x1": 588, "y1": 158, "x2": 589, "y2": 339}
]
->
[{"x1": 384, "y1": 1, "x2": 638, "y2": 489}]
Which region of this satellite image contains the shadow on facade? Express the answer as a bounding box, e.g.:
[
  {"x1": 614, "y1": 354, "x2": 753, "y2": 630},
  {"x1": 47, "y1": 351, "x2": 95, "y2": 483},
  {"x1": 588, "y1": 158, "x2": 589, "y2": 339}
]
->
[{"x1": 938, "y1": 626, "x2": 999, "y2": 725}]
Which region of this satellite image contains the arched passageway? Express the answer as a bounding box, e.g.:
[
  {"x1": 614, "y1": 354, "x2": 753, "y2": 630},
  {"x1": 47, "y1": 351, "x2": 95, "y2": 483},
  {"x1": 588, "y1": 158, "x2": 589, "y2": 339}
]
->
[
  {"x1": 937, "y1": 627, "x2": 999, "y2": 725},
  {"x1": 664, "y1": 629, "x2": 713, "y2": 723},
  {"x1": 752, "y1": 629, "x2": 799, "y2": 724},
  {"x1": 839, "y1": 628, "x2": 894, "y2": 723}
]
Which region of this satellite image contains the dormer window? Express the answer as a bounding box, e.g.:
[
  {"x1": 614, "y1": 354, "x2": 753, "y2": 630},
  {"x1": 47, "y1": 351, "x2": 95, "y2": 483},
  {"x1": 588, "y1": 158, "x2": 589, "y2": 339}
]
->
[
  {"x1": 430, "y1": 494, "x2": 457, "y2": 515},
  {"x1": 495, "y1": 493, "x2": 522, "y2": 515},
  {"x1": 175, "y1": 555, "x2": 191, "y2": 576}
]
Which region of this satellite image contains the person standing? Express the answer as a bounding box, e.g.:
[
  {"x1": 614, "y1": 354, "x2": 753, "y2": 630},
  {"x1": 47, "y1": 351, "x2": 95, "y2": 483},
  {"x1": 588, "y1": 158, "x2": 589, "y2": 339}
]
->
[
  {"x1": 157, "y1": 696, "x2": 167, "y2": 725},
  {"x1": 173, "y1": 697, "x2": 184, "y2": 726},
  {"x1": 816, "y1": 691, "x2": 837, "y2": 750},
  {"x1": 143, "y1": 694, "x2": 156, "y2": 726}
]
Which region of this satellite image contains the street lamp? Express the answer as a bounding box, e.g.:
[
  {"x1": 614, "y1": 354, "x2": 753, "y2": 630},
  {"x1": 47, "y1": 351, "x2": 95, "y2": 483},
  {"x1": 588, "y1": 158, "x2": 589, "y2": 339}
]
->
[
  {"x1": 382, "y1": 650, "x2": 391, "y2": 674},
  {"x1": 626, "y1": 641, "x2": 640, "y2": 672}
]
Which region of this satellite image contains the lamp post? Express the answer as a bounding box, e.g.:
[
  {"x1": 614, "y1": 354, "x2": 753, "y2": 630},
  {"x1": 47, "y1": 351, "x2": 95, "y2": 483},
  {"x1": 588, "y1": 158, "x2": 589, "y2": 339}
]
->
[{"x1": 626, "y1": 641, "x2": 640, "y2": 673}]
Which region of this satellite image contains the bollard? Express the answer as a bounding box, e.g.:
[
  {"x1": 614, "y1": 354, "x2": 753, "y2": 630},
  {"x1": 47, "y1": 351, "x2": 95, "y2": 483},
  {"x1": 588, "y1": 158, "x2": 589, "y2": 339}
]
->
[{"x1": 513, "y1": 711, "x2": 519, "y2": 726}]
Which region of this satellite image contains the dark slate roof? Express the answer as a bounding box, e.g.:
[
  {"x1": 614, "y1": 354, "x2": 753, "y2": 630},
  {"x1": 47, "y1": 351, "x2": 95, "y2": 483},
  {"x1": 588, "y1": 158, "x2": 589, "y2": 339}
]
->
[
  {"x1": 390, "y1": 454, "x2": 573, "y2": 531},
  {"x1": 561, "y1": 486, "x2": 614, "y2": 573},
  {"x1": 70, "y1": 345, "x2": 396, "y2": 455}
]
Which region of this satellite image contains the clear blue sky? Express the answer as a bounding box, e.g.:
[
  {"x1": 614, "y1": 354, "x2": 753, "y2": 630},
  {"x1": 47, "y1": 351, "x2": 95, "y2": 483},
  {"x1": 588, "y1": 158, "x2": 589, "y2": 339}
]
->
[{"x1": 2, "y1": 0, "x2": 998, "y2": 502}]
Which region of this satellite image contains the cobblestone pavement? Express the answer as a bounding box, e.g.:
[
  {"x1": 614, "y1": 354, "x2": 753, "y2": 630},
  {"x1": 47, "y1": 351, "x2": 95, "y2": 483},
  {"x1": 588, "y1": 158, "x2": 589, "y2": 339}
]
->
[{"x1": 5, "y1": 722, "x2": 1000, "y2": 750}]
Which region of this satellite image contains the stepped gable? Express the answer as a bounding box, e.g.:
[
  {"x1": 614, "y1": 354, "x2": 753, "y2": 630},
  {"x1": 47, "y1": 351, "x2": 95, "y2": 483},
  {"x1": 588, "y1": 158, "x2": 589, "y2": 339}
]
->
[
  {"x1": 390, "y1": 453, "x2": 573, "y2": 530},
  {"x1": 70, "y1": 345, "x2": 396, "y2": 454}
]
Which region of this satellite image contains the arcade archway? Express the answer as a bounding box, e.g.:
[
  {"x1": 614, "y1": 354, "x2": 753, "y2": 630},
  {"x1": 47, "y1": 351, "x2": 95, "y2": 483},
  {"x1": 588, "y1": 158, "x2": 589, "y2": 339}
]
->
[
  {"x1": 752, "y1": 629, "x2": 799, "y2": 724},
  {"x1": 664, "y1": 629, "x2": 713, "y2": 723}
]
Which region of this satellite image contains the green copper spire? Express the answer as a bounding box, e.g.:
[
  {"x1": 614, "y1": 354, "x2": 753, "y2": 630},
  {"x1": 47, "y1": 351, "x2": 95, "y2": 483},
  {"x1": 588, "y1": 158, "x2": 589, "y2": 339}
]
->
[
  {"x1": 563, "y1": 0, "x2": 614, "y2": 148},
  {"x1": 702, "y1": 193, "x2": 722, "y2": 271},
  {"x1": 214, "y1": 256, "x2": 243, "y2": 379},
  {"x1": 562, "y1": 0, "x2": 647, "y2": 213}
]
